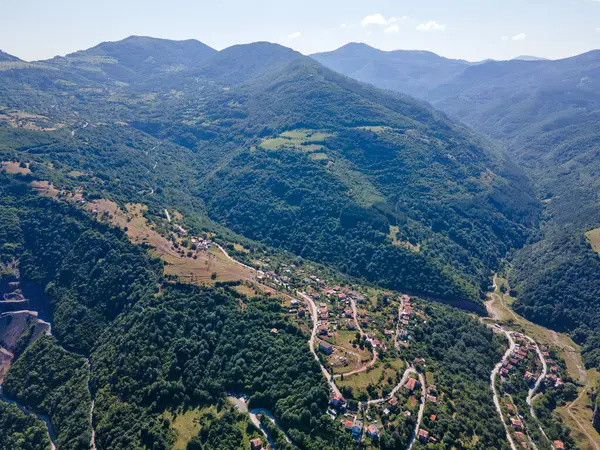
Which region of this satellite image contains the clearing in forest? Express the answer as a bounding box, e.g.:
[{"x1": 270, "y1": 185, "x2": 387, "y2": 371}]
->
[
  {"x1": 84, "y1": 199, "x2": 254, "y2": 284},
  {"x1": 259, "y1": 129, "x2": 334, "y2": 153},
  {"x1": 1, "y1": 161, "x2": 31, "y2": 175},
  {"x1": 388, "y1": 225, "x2": 420, "y2": 252},
  {"x1": 585, "y1": 227, "x2": 600, "y2": 255}
]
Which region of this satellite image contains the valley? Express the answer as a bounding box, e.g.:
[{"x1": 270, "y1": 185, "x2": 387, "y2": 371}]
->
[{"x1": 0, "y1": 31, "x2": 599, "y2": 450}]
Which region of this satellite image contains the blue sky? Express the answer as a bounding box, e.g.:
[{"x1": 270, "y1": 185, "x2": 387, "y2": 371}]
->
[{"x1": 1, "y1": 0, "x2": 599, "y2": 61}]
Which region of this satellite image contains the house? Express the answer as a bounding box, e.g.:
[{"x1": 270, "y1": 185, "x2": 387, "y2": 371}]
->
[
  {"x1": 352, "y1": 422, "x2": 363, "y2": 440},
  {"x1": 344, "y1": 308, "x2": 354, "y2": 318},
  {"x1": 403, "y1": 410, "x2": 411, "y2": 417},
  {"x1": 510, "y1": 418, "x2": 523, "y2": 429},
  {"x1": 387, "y1": 397, "x2": 399, "y2": 410},
  {"x1": 347, "y1": 321, "x2": 356, "y2": 330},
  {"x1": 319, "y1": 341, "x2": 334, "y2": 355},
  {"x1": 298, "y1": 308, "x2": 306, "y2": 318},
  {"x1": 344, "y1": 420, "x2": 353, "y2": 431},
  {"x1": 405, "y1": 377, "x2": 419, "y2": 391},
  {"x1": 553, "y1": 441, "x2": 565, "y2": 449},
  {"x1": 430, "y1": 414, "x2": 437, "y2": 422},
  {"x1": 514, "y1": 432, "x2": 526, "y2": 442},
  {"x1": 524, "y1": 371, "x2": 533, "y2": 379},
  {"x1": 428, "y1": 385, "x2": 437, "y2": 394},
  {"x1": 506, "y1": 404, "x2": 514, "y2": 415},
  {"x1": 319, "y1": 324, "x2": 329, "y2": 336},
  {"x1": 418, "y1": 429, "x2": 429, "y2": 443},
  {"x1": 330, "y1": 394, "x2": 344, "y2": 408},
  {"x1": 270, "y1": 328, "x2": 278, "y2": 334},
  {"x1": 427, "y1": 395, "x2": 437, "y2": 404},
  {"x1": 366, "y1": 424, "x2": 379, "y2": 439},
  {"x1": 250, "y1": 437, "x2": 263, "y2": 450}
]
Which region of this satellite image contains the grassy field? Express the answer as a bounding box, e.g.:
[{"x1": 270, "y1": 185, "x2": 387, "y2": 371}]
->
[
  {"x1": 556, "y1": 369, "x2": 600, "y2": 450},
  {"x1": 388, "y1": 225, "x2": 420, "y2": 252},
  {"x1": 585, "y1": 228, "x2": 600, "y2": 256},
  {"x1": 259, "y1": 129, "x2": 334, "y2": 153},
  {"x1": 337, "y1": 358, "x2": 404, "y2": 398},
  {"x1": 165, "y1": 408, "x2": 207, "y2": 450},
  {"x1": 1, "y1": 161, "x2": 31, "y2": 175},
  {"x1": 85, "y1": 199, "x2": 254, "y2": 284}
]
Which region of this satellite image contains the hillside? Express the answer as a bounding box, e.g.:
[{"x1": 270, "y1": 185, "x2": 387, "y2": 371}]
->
[
  {"x1": 42, "y1": 35, "x2": 217, "y2": 84},
  {"x1": 312, "y1": 43, "x2": 470, "y2": 98},
  {"x1": 0, "y1": 38, "x2": 541, "y2": 306},
  {"x1": 0, "y1": 51, "x2": 21, "y2": 62},
  {"x1": 319, "y1": 43, "x2": 600, "y2": 373},
  {"x1": 0, "y1": 37, "x2": 564, "y2": 450}
]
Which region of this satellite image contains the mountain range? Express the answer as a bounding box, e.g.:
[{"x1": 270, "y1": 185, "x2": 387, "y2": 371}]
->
[{"x1": 0, "y1": 35, "x2": 599, "y2": 450}]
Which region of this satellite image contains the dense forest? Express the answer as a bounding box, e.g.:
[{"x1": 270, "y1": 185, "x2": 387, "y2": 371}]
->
[
  {"x1": 3, "y1": 336, "x2": 92, "y2": 449},
  {"x1": 0, "y1": 402, "x2": 52, "y2": 450}
]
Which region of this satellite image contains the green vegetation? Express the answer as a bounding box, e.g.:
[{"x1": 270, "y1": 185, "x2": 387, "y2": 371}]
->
[
  {"x1": 3, "y1": 336, "x2": 92, "y2": 450},
  {"x1": 0, "y1": 402, "x2": 52, "y2": 450}
]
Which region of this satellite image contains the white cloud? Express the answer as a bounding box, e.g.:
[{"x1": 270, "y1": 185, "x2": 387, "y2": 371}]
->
[
  {"x1": 340, "y1": 24, "x2": 348, "y2": 28},
  {"x1": 416, "y1": 21, "x2": 446, "y2": 32},
  {"x1": 287, "y1": 31, "x2": 301, "y2": 39},
  {"x1": 361, "y1": 13, "x2": 388, "y2": 26},
  {"x1": 501, "y1": 36, "x2": 509, "y2": 41},
  {"x1": 390, "y1": 16, "x2": 409, "y2": 23},
  {"x1": 384, "y1": 24, "x2": 400, "y2": 34},
  {"x1": 512, "y1": 32, "x2": 526, "y2": 41}
]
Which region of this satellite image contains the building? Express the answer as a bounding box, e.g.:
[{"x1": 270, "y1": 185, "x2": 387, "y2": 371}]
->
[
  {"x1": 344, "y1": 420, "x2": 353, "y2": 431},
  {"x1": 510, "y1": 418, "x2": 523, "y2": 429},
  {"x1": 405, "y1": 377, "x2": 420, "y2": 391},
  {"x1": 366, "y1": 424, "x2": 379, "y2": 439},
  {"x1": 330, "y1": 393, "x2": 344, "y2": 408},
  {"x1": 250, "y1": 437, "x2": 263, "y2": 450},
  {"x1": 418, "y1": 429, "x2": 429, "y2": 443},
  {"x1": 319, "y1": 340, "x2": 334, "y2": 355},
  {"x1": 352, "y1": 424, "x2": 363, "y2": 440},
  {"x1": 553, "y1": 441, "x2": 565, "y2": 450},
  {"x1": 387, "y1": 397, "x2": 399, "y2": 411}
]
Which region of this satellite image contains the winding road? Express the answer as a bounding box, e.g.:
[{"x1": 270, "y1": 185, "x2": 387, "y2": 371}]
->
[{"x1": 490, "y1": 328, "x2": 518, "y2": 450}]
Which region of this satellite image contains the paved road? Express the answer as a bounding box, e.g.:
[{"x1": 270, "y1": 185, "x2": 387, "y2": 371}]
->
[
  {"x1": 298, "y1": 291, "x2": 342, "y2": 397},
  {"x1": 490, "y1": 329, "x2": 519, "y2": 450},
  {"x1": 525, "y1": 336, "x2": 549, "y2": 447},
  {"x1": 407, "y1": 373, "x2": 427, "y2": 450}
]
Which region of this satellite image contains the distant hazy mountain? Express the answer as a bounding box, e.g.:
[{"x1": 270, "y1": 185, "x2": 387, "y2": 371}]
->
[
  {"x1": 312, "y1": 42, "x2": 470, "y2": 97},
  {"x1": 0, "y1": 50, "x2": 22, "y2": 62},
  {"x1": 512, "y1": 55, "x2": 549, "y2": 61}
]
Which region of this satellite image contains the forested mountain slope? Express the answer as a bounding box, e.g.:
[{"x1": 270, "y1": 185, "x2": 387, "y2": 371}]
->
[
  {"x1": 315, "y1": 44, "x2": 600, "y2": 369},
  {"x1": 0, "y1": 39, "x2": 540, "y2": 306}
]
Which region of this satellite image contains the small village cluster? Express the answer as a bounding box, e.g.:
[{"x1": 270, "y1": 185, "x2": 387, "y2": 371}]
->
[
  {"x1": 499, "y1": 334, "x2": 565, "y2": 389},
  {"x1": 503, "y1": 401, "x2": 566, "y2": 450},
  {"x1": 170, "y1": 224, "x2": 213, "y2": 255}
]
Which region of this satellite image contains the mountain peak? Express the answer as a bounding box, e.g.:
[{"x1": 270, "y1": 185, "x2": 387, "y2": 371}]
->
[{"x1": 0, "y1": 50, "x2": 22, "y2": 62}]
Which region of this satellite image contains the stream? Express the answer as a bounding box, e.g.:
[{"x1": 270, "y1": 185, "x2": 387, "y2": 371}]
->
[{"x1": 0, "y1": 383, "x2": 57, "y2": 450}]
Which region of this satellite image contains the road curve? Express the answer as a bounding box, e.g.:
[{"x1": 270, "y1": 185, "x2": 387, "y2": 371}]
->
[
  {"x1": 297, "y1": 291, "x2": 342, "y2": 397},
  {"x1": 490, "y1": 329, "x2": 519, "y2": 450},
  {"x1": 407, "y1": 373, "x2": 427, "y2": 450}
]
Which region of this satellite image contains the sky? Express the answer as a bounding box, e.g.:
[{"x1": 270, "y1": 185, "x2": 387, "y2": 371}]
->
[{"x1": 1, "y1": 0, "x2": 599, "y2": 62}]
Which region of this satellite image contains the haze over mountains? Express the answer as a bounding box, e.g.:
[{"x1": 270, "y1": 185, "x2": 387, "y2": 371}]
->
[{"x1": 1, "y1": 35, "x2": 600, "y2": 450}]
